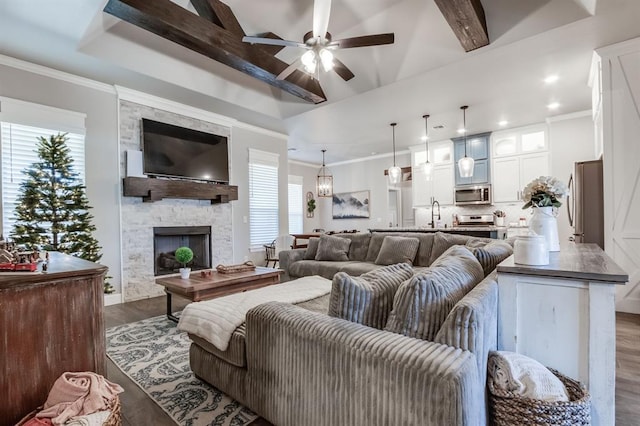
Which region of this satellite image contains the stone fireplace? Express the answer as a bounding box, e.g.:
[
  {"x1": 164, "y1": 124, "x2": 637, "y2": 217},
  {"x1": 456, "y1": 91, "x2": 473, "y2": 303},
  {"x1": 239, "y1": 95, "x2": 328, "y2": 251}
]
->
[{"x1": 153, "y1": 226, "x2": 211, "y2": 276}]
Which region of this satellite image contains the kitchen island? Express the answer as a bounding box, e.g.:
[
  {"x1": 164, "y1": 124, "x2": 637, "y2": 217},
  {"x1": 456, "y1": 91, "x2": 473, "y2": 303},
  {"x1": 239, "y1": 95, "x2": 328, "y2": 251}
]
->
[{"x1": 369, "y1": 226, "x2": 507, "y2": 239}]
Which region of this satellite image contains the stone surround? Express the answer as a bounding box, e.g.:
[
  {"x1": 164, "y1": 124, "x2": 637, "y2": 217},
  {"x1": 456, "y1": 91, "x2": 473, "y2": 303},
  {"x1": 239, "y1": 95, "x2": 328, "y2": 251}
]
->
[{"x1": 119, "y1": 100, "x2": 233, "y2": 301}]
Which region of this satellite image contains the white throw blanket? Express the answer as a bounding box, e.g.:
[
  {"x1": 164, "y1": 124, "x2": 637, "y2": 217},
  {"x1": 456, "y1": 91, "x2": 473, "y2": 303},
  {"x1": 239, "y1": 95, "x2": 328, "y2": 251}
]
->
[
  {"x1": 178, "y1": 275, "x2": 332, "y2": 351},
  {"x1": 488, "y1": 351, "x2": 569, "y2": 402}
]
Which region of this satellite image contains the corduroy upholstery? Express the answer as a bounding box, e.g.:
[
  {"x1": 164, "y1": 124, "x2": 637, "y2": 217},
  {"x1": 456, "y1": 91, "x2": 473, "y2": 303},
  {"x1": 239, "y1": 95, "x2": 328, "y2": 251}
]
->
[
  {"x1": 303, "y1": 237, "x2": 320, "y2": 260},
  {"x1": 315, "y1": 234, "x2": 351, "y2": 261},
  {"x1": 374, "y1": 236, "x2": 420, "y2": 265},
  {"x1": 245, "y1": 302, "x2": 483, "y2": 426},
  {"x1": 469, "y1": 241, "x2": 513, "y2": 277},
  {"x1": 328, "y1": 263, "x2": 414, "y2": 329}
]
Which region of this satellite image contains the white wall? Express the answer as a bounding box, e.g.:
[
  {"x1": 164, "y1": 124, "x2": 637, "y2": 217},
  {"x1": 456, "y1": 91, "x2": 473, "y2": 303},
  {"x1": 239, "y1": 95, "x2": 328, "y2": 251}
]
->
[
  {"x1": 288, "y1": 161, "x2": 322, "y2": 232},
  {"x1": 0, "y1": 63, "x2": 122, "y2": 292},
  {"x1": 548, "y1": 112, "x2": 596, "y2": 248},
  {"x1": 231, "y1": 126, "x2": 289, "y2": 265},
  {"x1": 317, "y1": 152, "x2": 411, "y2": 232}
]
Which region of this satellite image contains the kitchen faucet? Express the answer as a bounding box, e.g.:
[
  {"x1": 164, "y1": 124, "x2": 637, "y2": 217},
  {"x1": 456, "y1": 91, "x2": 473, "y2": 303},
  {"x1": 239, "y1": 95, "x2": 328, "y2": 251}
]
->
[{"x1": 431, "y1": 199, "x2": 441, "y2": 228}]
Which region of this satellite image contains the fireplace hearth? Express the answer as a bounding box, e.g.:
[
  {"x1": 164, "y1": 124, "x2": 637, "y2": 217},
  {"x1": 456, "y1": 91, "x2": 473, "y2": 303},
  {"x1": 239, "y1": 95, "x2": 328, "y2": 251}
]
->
[{"x1": 153, "y1": 226, "x2": 211, "y2": 276}]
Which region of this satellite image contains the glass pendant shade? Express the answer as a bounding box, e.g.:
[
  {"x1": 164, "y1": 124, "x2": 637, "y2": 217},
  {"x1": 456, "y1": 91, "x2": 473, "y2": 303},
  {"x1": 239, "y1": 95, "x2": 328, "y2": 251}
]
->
[
  {"x1": 422, "y1": 114, "x2": 432, "y2": 181},
  {"x1": 457, "y1": 106, "x2": 475, "y2": 178},
  {"x1": 388, "y1": 166, "x2": 402, "y2": 184},
  {"x1": 317, "y1": 149, "x2": 333, "y2": 197},
  {"x1": 423, "y1": 161, "x2": 433, "y2": 181},
  {"x1": 458, "y1": 156, "x2": 475, "y2": 178}
]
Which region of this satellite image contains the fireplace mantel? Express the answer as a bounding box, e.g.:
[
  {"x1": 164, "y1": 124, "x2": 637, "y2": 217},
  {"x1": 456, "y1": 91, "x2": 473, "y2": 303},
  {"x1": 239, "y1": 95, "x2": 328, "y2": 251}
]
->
[{"x1": 123, "y1": 177, "x2": 238, "y2": 204}]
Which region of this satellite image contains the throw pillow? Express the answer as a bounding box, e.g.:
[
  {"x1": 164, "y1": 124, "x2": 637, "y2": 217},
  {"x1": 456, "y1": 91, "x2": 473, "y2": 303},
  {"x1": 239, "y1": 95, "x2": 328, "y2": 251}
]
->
[
  {"x1": 428, "y1": 232, "x2": 485, "y2": 264},
  {"x1": 385, "y1": 245, "x2": 484, "y2": 341},
  {"x1": 303, "y1": 237, "x2": 320, "y2": 260},
  {"x1": 470, "y1": 240, "x2": 513, "y2": 276},
  {"x1": 315, "y1": 234, "x2": 351, "y2": 261},
  {"x1": 374, "y1": 236, "x2": 420, "y2": 266},
  {"x1": 329, "y1": 263, "x2": 414, "y2": 329}
]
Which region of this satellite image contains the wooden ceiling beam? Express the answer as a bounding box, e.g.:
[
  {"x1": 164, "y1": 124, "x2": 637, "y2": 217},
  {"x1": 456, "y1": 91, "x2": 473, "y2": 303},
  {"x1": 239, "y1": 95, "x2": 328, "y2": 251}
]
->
[
  {"x1": 254, "y1": 32, "x2": 287, "y2": 56},
  {"x1": 104, "y1": 0, "x2": 326, "y2": 103},
  {"x1": 433, "y1": 0, "x2": 489, "y2": 52},
  {"x1": 190, "y1": 0, "x2": 245, "y2": 39}
]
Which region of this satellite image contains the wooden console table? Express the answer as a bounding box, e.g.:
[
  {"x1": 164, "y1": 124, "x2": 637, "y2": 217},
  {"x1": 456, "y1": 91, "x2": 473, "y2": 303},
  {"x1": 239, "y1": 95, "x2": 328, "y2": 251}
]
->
[
  {"x1": 156, "y1": 267, "x2": 282, "y2": 322},
  {"x1": 496, "y1": 244, "x2": 627, "y2": 426},
  {"x1": 0, "y1": 253, "x2": 108, "y2": 426}
]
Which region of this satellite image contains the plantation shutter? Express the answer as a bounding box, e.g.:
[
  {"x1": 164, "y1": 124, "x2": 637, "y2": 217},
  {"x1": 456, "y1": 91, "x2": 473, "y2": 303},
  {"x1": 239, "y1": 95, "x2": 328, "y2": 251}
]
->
[
  {"x1": 249, "y1": 149, "x2": 279, "y2": 248},
  {"x1": 288, "y1": 175, "x2": 303, "y2": 234},
  {"x1": 0, "y1": 97, "x2": 86, "y2": 238}
]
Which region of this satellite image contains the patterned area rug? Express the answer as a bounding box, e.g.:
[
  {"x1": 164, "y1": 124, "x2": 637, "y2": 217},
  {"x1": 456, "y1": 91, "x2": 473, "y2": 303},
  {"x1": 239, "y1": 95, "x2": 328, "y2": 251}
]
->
[{"x1": 106, "y1": 315, "x2": 257, "y2": 426}]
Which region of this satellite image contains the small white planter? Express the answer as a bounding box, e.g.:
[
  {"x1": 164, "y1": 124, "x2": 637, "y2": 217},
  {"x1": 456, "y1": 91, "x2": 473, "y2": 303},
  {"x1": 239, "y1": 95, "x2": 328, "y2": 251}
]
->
[{"x1": 180, "y1": 267, "x2": 191, "y2": 279}]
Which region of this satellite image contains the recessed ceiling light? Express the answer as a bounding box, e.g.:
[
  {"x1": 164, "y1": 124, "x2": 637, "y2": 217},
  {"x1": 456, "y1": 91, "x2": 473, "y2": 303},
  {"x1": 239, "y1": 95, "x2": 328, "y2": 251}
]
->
[
  {"x1": 498, "y1": 120, "x2": 508, "y2": 127},
  {"x1": 544, "y1": 75, "x2": 559, "y2": 84},
  {"x1": 547, "y1": 102, "x2": 560, "y2": 110},
  {"x1": 457, "y1": 128, "x2": 466, "y2": 134},
  {"x1": 371, "y1": 151, "x2": 378, "y2": 155},
  {"x1": 420, "y1": 136, "x2": 429, "y2": 141}
]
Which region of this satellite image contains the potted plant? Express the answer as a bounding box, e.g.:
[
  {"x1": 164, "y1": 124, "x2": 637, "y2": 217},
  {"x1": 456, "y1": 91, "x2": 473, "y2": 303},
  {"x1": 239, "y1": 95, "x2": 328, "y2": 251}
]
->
[
  {"x1": 175, "y1": 246, "x2": 194, "y2": 279},
  {"x1": 306, "y1": 198, "x2": 316, "y2": 218},
  {"x1": 521, "y1": 176, "x2": 568, "y2": 252}
]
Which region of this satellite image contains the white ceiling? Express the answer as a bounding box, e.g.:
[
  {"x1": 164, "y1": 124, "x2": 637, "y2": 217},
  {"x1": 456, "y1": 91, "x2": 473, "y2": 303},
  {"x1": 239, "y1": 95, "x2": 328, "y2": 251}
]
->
[{"x1": 0, "y1": 0, "x2": 639, "y2": 164}]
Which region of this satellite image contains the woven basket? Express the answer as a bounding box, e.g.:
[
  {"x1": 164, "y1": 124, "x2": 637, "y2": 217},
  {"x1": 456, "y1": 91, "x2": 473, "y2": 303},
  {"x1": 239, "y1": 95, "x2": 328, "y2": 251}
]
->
[
  {"x1": 216, "y1": 261, "x2": 256, "y2": 274},
  {"x1": 489, "y1": 368, "x2": 591, "y2": 426},
  {"x1": 16, "y1": 396, "x2": 122, "y2": 426}
]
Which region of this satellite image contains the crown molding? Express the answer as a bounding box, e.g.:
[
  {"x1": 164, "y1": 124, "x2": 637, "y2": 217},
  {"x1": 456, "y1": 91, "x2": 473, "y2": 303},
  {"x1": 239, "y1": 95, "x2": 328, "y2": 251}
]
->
[
  {"x1": 233, "y1": 121, "x2": 288, "y2": 141},
  {"x1": 288, "y1": 159, "x2": 319, "y2": 168},
  {"x1": 0, "y1": 53, "x2": 116, "y2": 94},
  {"x1": 328, "y1": 149, "x2": 411, "y2": 167},
  {"x1": 545, "y1": 110, "x2": 591, "y2": 123}
]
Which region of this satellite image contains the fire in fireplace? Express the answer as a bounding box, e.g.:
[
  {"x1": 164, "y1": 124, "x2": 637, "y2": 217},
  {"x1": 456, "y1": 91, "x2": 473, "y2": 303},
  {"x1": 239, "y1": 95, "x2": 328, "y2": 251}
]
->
[{"x1": 153, "y1": 226, "x2": 211, "y2": 276}]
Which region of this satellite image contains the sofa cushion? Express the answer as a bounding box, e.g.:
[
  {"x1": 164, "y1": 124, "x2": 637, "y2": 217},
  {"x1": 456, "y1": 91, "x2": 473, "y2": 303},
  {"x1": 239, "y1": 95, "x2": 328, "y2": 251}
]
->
[
  {"x1": 334, "y1": 233, "x2": 371, "y2": 261},
  {"x1": 329, "y1": 263, "x2": 414, "y2": 329},
  {"x1": 366, "y1": 232, "x2": 435, "y2": 266},
  {"x1": 289, "y1": 260, "x2": 356, "y2": 280},
  {"x1": 315, "y1": 234, "x2": 351, "y2": 261},
  {"x1": 470, "y1": 240, "x2": 513, "y2": 276},
  {"x1": 338, "y1": 262, "x2": 382, "y2": 276},
  {"x1": 303, "y1": 237, "x2": 320, "y2": 260},
  {"x1": 428, "y1": 232, "x2": 486, "y2": 264},
  {"x1": 385, "y1": 245, "x2": 484, "y2": 341},
  {"x1": 374, "y1": 236, "x2": 420, "y2": 266}
]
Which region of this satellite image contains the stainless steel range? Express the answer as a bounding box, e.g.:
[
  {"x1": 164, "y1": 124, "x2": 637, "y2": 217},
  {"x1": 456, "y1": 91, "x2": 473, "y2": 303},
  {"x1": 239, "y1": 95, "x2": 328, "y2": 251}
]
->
[{"x1": 456, "y1": 214, "x2": 495, "y2": 227}]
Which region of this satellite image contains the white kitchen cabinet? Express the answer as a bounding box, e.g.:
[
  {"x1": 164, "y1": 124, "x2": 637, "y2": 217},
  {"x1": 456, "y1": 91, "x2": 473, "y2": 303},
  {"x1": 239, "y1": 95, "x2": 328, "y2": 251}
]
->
[
  {"x1": 520, "y1": 152, "x2": 549, "y2": 187},
  {"x1": 410, "y1": 141, "x2": 454, "y2": 207},
  {"x1": 492, "y1": 124, "x2": 548, "y2": 158},
  {"x1": 493, "y1": 157, "x2": 520, "y2": 202}
]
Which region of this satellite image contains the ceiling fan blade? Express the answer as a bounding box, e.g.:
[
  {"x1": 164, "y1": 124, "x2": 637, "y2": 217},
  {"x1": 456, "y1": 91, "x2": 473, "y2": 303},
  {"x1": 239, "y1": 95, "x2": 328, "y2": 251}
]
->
[
  {"x1": 332, "y1": 57, "x2": 355, "y2": 81},
  {"x1": 312, "y1": 0, "x2": 332, "y2": 39},
  {"x1": 277, "y1": 58, "x2": 301, "y2": 81},
  {"x1": 328, "y1": 33, "x2": 395, "y2": 49},
  {"x1": 242, "y1": 36, "x2": 306, "y2": 49}
]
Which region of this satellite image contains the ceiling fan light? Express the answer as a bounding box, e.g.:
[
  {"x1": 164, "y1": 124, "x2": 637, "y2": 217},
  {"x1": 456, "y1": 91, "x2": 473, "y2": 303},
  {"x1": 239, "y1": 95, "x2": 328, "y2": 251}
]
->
[
  {"x1": 319, "y1": 49, "x2": 334, "y2": 72},
  {"x1": 458, "y1": 156, "x2": 475, "y2": 178},
  {"x1": 301, "y1": 50, "x2": 317, "y2": 73}
]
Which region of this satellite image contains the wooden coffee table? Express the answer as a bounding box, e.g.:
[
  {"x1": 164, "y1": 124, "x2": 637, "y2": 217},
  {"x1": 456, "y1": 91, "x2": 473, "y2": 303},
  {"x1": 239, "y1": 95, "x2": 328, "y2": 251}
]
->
[{"x1": 155, "y1": 267, "x2": 282, "y2": 322}]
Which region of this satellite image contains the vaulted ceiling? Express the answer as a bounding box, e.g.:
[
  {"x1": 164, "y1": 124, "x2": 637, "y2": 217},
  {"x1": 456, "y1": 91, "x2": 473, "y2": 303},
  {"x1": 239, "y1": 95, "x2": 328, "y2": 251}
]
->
[{"x1": 0, "y1": 0, "x2": 639, "y2": 163}]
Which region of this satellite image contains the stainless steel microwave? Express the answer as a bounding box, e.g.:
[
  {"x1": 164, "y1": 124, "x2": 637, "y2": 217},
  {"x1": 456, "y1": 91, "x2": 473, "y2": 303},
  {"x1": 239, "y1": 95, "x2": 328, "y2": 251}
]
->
[{"x1": 454, "y1": 185, "x2": 492, "y2": 205}]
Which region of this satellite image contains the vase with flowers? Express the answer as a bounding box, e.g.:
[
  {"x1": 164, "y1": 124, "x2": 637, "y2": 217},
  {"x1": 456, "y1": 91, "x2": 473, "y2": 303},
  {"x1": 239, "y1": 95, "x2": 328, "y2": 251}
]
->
[{"x1": 521, "y1": 176, "x2": 568, "y2": 251}]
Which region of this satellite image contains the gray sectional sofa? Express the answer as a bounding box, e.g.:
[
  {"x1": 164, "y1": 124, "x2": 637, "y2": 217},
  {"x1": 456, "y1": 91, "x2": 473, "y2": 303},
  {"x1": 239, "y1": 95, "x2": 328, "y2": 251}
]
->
[{"x1": 187, "y1": 231, "x2": 512, "y2": 426}]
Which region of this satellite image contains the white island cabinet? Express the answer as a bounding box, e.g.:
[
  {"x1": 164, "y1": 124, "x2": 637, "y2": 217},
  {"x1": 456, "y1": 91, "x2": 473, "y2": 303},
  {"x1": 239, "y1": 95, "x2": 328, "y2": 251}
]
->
[{"x1": 497, "y1": 244, "x2": 627, "y2": 426}]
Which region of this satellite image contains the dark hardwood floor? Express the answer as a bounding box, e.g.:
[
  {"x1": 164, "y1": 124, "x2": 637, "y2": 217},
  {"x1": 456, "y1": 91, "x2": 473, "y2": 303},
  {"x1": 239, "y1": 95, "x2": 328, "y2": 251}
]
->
[{"x1": 105, "y1": 296, "x2": 640, "y2": 426}]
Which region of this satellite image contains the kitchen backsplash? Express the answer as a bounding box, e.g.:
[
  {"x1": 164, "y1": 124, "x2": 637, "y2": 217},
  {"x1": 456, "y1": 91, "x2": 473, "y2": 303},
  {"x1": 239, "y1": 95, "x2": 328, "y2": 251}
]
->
[{"x1": 415, "y1": 202, "x2": 532, "y2": 228}]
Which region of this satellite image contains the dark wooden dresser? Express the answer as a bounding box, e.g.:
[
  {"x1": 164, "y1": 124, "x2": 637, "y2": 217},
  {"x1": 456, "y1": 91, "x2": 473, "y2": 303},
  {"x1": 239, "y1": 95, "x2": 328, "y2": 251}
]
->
[{"x1": 0, "y1": 252, "x2": 108, "y2": 425}]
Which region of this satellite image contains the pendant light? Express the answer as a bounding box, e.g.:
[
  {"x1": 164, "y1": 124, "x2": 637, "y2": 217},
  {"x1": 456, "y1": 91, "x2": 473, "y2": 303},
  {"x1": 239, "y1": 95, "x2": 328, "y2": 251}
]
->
[
  {"x1": 388, "y1": 123, "x2": 402, "y2": 184},
  {"x1": 317, "y1": 149, "x2": 333, "y2": 197},
  {"x1": 422, "y1": 114, "x2": 433, "y2": 181},
  {"x1": 457, "y1": 105, "x2": 475, "y2": 178}
]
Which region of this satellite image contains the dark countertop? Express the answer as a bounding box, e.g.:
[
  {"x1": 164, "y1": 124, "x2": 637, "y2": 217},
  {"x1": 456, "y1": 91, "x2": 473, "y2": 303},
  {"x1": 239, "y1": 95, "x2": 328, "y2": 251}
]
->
[
  {"x1": 370, "y1": 226, "x2": 507, "y2": 232},
  {"x1": 497, "y1": 243, "x2": 628, "y2": 283},
  {"x1": 0, "y1": 251, "x2": 107, "y2": 289}
]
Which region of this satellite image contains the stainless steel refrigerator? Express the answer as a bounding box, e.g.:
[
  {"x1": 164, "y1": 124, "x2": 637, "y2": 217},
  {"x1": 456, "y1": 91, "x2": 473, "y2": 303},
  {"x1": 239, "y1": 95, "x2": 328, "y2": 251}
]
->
[{"x1": 567, "y1": 159, "x2": 604, "y2": 249}]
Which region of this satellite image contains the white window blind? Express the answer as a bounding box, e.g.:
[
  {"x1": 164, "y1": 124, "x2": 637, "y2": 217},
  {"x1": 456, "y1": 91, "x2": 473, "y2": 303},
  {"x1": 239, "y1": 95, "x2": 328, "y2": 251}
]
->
[
  {"x1": 288, "y1": 175, "x2": 303, "y2": 234},
  {"x1": 249, "y1": 149, "x2": 279, "y2": 248},
  {"x1": 1, "y1": 122, "x2": 85, "y2": 237}
]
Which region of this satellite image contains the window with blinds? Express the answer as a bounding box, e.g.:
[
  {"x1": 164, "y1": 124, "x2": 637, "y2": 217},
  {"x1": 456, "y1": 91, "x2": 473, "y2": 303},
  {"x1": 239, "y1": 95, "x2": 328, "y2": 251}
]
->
[
  {"x1": 288, "y1": 175, "x2": 303, "y2": 234},
  {"x1": 249, "y1": 149, "x2": 279, "y2": 248},
  {"x1": 1, "y1": 122, "x2": 85, "y2": 237}
]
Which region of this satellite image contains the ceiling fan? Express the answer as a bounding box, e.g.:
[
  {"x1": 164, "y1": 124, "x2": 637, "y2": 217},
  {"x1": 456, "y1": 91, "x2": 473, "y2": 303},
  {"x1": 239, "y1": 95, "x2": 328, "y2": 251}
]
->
[{"x1": 242, "y1": 0, "x2": 394, "y2": 82}]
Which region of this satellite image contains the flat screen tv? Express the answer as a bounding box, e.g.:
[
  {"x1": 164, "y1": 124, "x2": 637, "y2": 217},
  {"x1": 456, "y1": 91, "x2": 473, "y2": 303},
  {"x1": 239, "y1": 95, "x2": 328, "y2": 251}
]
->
[{"x1": 141, "y1": 118, "x2": 229, "y2": 183}]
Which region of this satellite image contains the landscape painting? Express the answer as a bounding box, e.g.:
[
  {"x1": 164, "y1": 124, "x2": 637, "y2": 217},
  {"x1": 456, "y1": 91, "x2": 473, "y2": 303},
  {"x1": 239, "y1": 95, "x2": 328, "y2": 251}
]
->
[{"x1": 332, "y1": 191, "x2": 370, "y2": 219}]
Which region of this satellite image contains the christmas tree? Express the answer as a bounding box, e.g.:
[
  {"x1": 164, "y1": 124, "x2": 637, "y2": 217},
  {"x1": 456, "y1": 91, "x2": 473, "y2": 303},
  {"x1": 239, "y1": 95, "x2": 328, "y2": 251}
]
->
[{"x1": 11, "y1": 133, "x2": 112, "y2": 292}]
